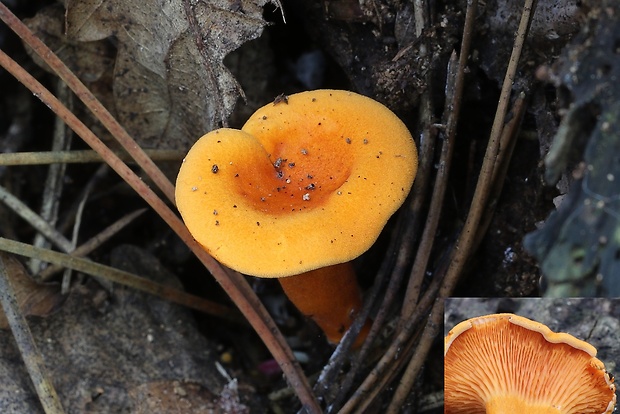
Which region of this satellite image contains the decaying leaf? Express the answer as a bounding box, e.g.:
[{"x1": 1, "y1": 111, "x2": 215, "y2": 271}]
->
[
  {"x1": 524, "y1": 1, "x2": 620, "y2": 297},
  {"x1": 56, "y1": 0, "x2": 277, "y2": 150},
  {"x1": 0, "y1": 252, "x2": 63, "y2": 329},
  {"x1": 24, "y1": 5, "x2": 115, "y2": 83}
]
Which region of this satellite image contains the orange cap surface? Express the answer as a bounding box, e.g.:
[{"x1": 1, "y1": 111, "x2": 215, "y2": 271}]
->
[
  {"x1": 444, "y1": 313, "x2": 616, "y2": 414},
  {"x1": 175, "y1": 90, "x2": 417, "y2": 277}
]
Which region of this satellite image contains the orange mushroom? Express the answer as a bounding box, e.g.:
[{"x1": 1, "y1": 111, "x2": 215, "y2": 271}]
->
[
  {"x1": 176, "y1": 90, "x2": 417, "y2": 345},
  {"x1": 444, "y1": 313, "x2": 616, "y2": 414}
]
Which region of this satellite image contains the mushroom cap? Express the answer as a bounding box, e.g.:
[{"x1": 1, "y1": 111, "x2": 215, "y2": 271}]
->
[
  {"x1": 444, "y1": 313, "x2": 616, "y2": 414},
  {"x1": 175, "y1": 90, "x2": 417, "y2": 277}
]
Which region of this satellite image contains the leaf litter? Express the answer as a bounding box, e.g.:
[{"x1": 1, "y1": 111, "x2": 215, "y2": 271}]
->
[{"x1": 57, "y1": 0, "x2": 277, "y2": 150}]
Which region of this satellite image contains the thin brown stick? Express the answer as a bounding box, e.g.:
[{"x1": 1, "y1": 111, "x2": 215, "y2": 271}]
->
[
  {"x1": 338, "y1": 269, "x2": 442, "y2": 414},
  {"x1": 30, "y1": 80, "x2": 72, "y2": 274},
  {"x1": 387, "y1": 298, "x2": 442, "y2": 414},
  {"x1": 474, "y1": 92, "x2": 528, "y2": 251},
  {"x1": 0, "y1": 149, "x2": 185, "y2": 166},
  {"x1": 314, "y1": 219, "x2": 401, "y2": 410},
  {"x1": 0, "y1": 237, "x2": 243, "y2": 323},
  {"x1": 0, "y1": 48, "x2": 320, "y2": 412},
  {"x1": 58, "y1": 165, "x2": 110, "y2": 235},
  {"x1": 385, "y1": 94, "x2": 528, "y2": 413},
  {"x1": 0, "y1": 252, "x2": 65, "y2": 414},
  {"x1": 398, "y1": 48, "x2": 462, "y2": 326},
  {"x1": 39, "y1": 208, "x2": 147, "y2": 281},
  {"x1": 382, "y1": 96, "x2": 526, "y2": 414},
  {"x1": 386, "y1": 2, "x2": 537, "y2": 411},
  {"x1": 351, "y1": 323, "x2": 428, "y2": 414},
  {"x1": 0, "y1": 184, "x2": 74, "y2": 253},
  {"x1": 0, "y1": 4, "x2": 176, "y2": 204},
  {"x1": 60, "y1": 181, "x2": 90, "y2": 294},
  {"x1": 437, "y1": 0, "x2": 536, "y2": 300}
]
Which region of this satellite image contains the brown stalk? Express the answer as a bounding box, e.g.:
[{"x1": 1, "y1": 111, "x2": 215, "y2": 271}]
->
[
  {"x1": 339, "y1": 0, "x2": 538, "y2": 409},
  {"x1": 338, "y1": 267, "x2": 442, "y2": 414},
  {"x1": 386, "y1": 1, "x2": 537, "y2": 411},
  {"x1": 385, "y1": 95, "x2": 529, "y2": 412},
  {"x1": 473, "y1": 92, "x2": 528, "y2": 251},
  {"x1": 0, "y1": 12, "x2": 319, "y2": 411},
  {"x1": 30, "y1": 81, "x2": 71, "y2": 275},
  {"x1": 336, "y1": 0, "x2": 478, "y2": 410},
  {"x1": 399, "y1": 0, "x2": 478, "y2": 322},
  {"x1": 398, "y1": 47, "x2": 462, "y2": 326},
  {"x1": 38, "y1": 208, "x2": 147, "y2": 281},
  {"x1": 0, "y1": 237, "x2": 244, "y2": 323},
  {"x1": 437, "y1": 0, "x2": 537, "y2": 300},
  {"x1": 0, "y1": 252, "x2": 65, "y2": 414},
  {"x1": 0, "y1": 149, "x2": 185, "y2": 166}
]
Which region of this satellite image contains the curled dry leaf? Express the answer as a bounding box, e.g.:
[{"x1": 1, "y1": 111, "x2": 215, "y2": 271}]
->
[
  {"x1": 63, "y1": 0, "x2": 276, "y2": 150},
  {"x1": 0, "y1": 252, "x2": 64, "y2": 330}
]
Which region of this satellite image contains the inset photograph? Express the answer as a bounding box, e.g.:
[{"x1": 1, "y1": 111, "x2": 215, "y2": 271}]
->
[{"x1": 444, "y1": 298, "x2": 619, "y2": 413}]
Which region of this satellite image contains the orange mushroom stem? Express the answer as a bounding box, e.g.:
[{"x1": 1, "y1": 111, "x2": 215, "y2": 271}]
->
[
  {"x1": 278, "y1": 262, "x2": 371, "y2": 347},
  {"x1": 176, "y1": 90, "x2": 417, "y2": 346}
]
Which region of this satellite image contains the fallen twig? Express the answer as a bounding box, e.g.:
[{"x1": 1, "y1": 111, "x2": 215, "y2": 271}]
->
[
  {"x1": 387, "y1": 0, "x2": 537, "y2": 411},
  {"x1": 0, "y1": 237, "x2": 244, "y2": 323},
  {"x1": 0, "y1": 252, "x2": 65, "y2": 414},
  {"x1": 39, "y1": 208, "x2": 147, "y2": 281},
  {"x1": 0, "y1": 149, "x2": 185, "y2": 166}
]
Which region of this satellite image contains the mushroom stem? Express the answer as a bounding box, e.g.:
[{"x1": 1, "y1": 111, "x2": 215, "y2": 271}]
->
[{"x1": 278, "y1": 262, "x2": 370, "y2": 348}]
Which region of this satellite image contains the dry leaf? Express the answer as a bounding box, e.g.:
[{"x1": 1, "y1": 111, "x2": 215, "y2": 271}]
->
[
  {"x1": 64, "y1": 0, "x2": 276, "y2": 150},
  {"x1": 24, "y1": 5, "x2": 115, "y2": 83},
  {"x1": 0, "y1": 253, "x2": 64, "y2": 330}
]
